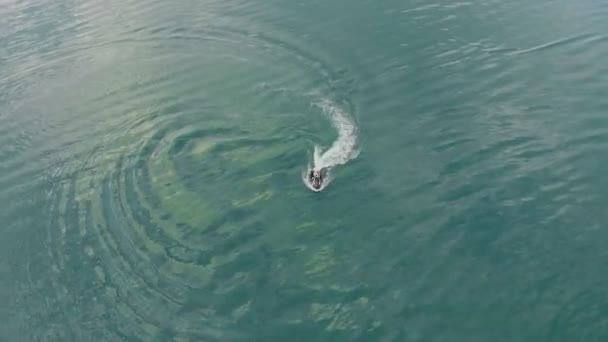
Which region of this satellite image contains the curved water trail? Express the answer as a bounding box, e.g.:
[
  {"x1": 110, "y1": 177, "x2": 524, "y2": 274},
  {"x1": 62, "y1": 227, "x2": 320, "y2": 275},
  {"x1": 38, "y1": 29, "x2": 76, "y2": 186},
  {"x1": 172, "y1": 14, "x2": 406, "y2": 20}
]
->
[{"x1": 305, "y1": 98, "x2": 359, "y2": 191}]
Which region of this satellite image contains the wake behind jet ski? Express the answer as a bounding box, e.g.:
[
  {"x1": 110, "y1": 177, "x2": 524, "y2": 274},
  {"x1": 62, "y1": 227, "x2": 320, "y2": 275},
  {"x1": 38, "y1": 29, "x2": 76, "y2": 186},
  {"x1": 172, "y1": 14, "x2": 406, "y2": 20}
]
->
[{"x1": 308, "y1": 168, "x2": 324, "y2": 190}]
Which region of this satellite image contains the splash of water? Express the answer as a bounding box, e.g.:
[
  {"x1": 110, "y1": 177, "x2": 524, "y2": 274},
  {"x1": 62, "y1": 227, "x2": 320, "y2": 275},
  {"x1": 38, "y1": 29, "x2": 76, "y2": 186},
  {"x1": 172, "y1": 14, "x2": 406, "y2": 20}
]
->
[{"x1": 304, "y1": 98, "x2": 359, "y2": 191}]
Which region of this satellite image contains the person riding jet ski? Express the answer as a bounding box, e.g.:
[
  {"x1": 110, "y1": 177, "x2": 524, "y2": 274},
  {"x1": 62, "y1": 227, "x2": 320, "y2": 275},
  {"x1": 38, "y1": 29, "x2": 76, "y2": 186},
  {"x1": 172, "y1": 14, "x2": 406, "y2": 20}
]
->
[{"x1": 308, "y1": 168, "x2": 323, "y2": 190}]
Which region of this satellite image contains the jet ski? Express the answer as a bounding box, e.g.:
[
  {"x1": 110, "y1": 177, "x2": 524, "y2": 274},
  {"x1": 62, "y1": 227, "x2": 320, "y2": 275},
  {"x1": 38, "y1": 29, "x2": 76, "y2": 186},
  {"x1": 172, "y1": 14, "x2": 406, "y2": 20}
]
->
[{"x1": 308, "y1": 168, "x2": 324, "y2": 190}]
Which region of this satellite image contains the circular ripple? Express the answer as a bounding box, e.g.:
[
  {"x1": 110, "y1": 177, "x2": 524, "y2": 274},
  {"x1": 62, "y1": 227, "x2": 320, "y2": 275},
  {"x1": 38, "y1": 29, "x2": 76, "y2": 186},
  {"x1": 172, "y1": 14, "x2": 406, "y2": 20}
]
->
[{"x1": 37, "y1": 27, "x2": 373, "y2": 341}]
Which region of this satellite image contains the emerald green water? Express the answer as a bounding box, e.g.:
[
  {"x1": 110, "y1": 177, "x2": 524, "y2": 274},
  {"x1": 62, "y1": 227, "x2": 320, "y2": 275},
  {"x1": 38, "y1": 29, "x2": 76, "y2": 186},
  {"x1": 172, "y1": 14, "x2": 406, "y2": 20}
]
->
[{"x1": 2, "y1": 0, "x2": 608, "y2": 340}]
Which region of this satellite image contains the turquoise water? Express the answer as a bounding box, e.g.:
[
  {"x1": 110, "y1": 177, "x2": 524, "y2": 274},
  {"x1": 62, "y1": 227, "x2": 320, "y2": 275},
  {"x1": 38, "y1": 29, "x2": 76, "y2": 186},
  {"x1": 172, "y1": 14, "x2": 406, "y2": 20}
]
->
[{"x1": 2, "y1": 0, "x2": 608, "y2": 340}]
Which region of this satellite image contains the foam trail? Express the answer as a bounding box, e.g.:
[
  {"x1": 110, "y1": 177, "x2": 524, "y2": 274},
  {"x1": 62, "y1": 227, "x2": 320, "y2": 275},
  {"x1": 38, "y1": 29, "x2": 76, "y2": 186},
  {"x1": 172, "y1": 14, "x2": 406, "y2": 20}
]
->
[{"x1": 305, "y1": 98, "x2": 359, "y2": 191}]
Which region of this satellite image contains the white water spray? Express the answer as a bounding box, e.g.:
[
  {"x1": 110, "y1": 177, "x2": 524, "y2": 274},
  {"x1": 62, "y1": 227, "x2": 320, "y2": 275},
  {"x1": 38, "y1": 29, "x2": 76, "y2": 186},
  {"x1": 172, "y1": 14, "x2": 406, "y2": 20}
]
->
[{"x1": 304, "y1": 98, "x2": 359, "y2": 191}]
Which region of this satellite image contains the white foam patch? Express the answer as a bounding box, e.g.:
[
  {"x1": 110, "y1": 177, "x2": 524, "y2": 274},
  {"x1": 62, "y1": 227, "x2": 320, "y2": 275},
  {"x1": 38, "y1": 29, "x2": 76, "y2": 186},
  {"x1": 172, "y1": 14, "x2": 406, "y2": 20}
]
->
[{"x1": 304, "y1": 98, "x2": 359, "y2": 191}]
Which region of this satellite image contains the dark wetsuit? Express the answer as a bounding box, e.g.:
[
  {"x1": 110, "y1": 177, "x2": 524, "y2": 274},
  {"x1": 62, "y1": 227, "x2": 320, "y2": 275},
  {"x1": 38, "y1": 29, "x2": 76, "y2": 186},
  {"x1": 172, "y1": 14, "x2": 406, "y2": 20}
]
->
[{"x1": 309, "y1": 170, "x2": 323, "y2": 189}]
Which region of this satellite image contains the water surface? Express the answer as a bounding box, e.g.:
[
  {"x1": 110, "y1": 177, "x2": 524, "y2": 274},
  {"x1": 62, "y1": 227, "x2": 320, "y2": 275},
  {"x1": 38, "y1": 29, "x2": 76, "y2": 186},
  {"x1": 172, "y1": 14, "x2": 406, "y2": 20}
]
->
[{"x1": 2, "y1": 0, "x2": 608, "y2": 340}]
